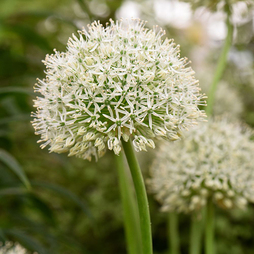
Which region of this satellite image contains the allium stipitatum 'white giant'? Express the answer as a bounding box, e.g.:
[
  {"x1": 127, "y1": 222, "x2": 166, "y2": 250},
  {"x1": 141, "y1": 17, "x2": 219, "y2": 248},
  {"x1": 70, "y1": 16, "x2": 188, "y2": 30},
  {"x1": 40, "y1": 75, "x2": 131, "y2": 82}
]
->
[
  {"x1": 0, "y1": 242, "x2": 30, "y2": 254},
  {"x1": 32, "y1": 19, "x2": 206, "y2": 161},
  {"x1": 149, "y1": 118, "x2": 254, "y2": 213}
]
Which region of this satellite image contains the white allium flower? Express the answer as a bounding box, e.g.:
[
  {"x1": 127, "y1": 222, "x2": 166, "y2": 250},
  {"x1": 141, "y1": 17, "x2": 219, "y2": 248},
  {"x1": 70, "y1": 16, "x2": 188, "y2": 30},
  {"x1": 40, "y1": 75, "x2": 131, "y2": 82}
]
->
[
  {"x1": 32, "y1": 19, "x2": 206, "y2": 161},
  {"x1": 148, "y1": 118, "x2": 254, "y2": 213},
  {"x1": 0, "y1": 242, "x2": 30, "y2": 254}
]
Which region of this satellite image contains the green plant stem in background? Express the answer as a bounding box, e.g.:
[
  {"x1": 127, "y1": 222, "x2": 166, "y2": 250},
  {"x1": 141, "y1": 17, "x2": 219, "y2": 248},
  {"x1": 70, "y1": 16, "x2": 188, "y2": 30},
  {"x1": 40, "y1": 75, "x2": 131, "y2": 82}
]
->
[
  {"x1": 168, "y1": 212, "x2": 180, "y2": 254},
  {"x1": 205, "y1": 198, "x2": 215, "y2": 254},
  {"x1": 122, "y1": 140, "x2": 153, "y2": 254},
  {"x1": 190, "y1": 215, "x2": 204, "y2": 254},
  {"x1": 115, "y1": 153, "x2": 142, "y2": 254},
  {"x1": 206, "y1": 8, "x2": 233, "y2": 116}
]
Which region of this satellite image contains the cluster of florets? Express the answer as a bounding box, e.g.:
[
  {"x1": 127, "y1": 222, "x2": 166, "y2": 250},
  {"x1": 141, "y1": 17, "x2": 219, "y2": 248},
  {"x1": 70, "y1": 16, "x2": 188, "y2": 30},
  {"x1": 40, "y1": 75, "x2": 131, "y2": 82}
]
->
[
  {"x1": 0, "y1": 242, "x2": 30, "y2": 254},
  {"x1": 148, "y1": 118, "x2": 254, "y2": 213},
  {"x1": 32, "y1": 19, "x2": 206, "y2": 161}
]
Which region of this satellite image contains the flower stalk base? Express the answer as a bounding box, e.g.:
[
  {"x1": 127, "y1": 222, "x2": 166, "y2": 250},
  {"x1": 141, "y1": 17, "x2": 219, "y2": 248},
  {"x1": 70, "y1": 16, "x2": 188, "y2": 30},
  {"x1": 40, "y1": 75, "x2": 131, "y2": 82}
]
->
[
  {"x1": 115, "y1": 153, "x2": 142, "y2": 254},
  {"x1": 122, "y1": 139, "x2": 153, "y2": 254}
]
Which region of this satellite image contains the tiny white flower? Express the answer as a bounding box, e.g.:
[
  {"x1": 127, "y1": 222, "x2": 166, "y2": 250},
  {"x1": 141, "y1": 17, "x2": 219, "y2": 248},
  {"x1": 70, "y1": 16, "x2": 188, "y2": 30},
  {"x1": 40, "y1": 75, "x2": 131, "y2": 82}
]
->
[{"x1": 32, "y1": 19, "x2": 206, "y2": 161}]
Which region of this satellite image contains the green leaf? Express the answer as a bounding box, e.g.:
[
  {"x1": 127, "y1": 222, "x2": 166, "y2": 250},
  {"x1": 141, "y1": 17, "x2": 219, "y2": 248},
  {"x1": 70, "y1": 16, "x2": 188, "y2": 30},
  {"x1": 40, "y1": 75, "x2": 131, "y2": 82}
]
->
[
  {"x1": 0, "y1": 114, "x2": 31, "y2": 125},
  {"x1": 4, "y1": 229, "x2": 48, "y2": 254},
  {"x1": 0, "y1": 187, "x2": 27, "y2": 196},
  {"x1": 58, "y1": 234, "x2": 91, "y2": 254},
  {"x1": 0, "y1": 86, "x2": 33, "y2": 95},
  {"x1": 27, "y1": 193, "x2": 56, "y2": 226},
  {"x1": 0, "y1": 229, "x2": 6, "y2": 241},
  {"x1": 76, "y1": 0, "x2": 93, "y2": 19},
  {"x1": 0, "y1": 149, "x2": 31, "y2": 189},
  {"x1": 11, "y1": 11, "x2": 78, "y2": 28},
  {"x1": 0, "y1": 129, "x2": 9, "y2": 137},
  {"x1": 6, "y1": 23, "x2": 51, "y2": 51},
  {"x1": 32, "y1": 181, "x2": 91, "y2": 217},
  {"x1": 4, "y1": 214, "x2": 89, "y2": 253}
]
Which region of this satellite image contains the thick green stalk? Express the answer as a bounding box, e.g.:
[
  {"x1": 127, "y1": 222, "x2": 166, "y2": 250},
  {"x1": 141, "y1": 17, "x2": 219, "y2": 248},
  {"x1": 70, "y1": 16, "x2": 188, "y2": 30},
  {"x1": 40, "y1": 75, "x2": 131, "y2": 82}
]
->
[
  {"x1": 115, "y1": 153, "x2": 142, "y2": 254},
  {"x1": 190, "y1": 215, "x2": 204, "y2": 254},
  {"x1": 122, "y1": 139, "x2": 153, "y2": 254},
  {"x1": 206, "y1": 8, "x2": 233, "y2": 116},
  {"x1": 168, "y1": 212, "x2": 180, "y2": 254},
  {"x1": 205, "y1": 198, "x2": 215, "y2": 254}
]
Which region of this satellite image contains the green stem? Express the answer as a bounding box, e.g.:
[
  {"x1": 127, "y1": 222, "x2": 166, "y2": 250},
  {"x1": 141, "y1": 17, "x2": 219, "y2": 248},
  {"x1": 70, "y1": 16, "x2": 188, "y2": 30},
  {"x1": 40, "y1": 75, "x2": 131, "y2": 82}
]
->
[
  {"x1": 206, "y1": 6, "x2": 233, "y2": 116},
  {"x1": 121, "y1": 139, "x2": 153, "y2": 254},
  {"x1": 190, "y1": 215, "x2": 203, "y2": 254},
  {"x1": 205, "y1": 198, "x2": 215, "y2": 254},
  {"x1": 168, "y1": 212, "x2": 180, "y2": 254},
  {"x1": 115, "y1": 153, "x2": 142, "y2": 254}
]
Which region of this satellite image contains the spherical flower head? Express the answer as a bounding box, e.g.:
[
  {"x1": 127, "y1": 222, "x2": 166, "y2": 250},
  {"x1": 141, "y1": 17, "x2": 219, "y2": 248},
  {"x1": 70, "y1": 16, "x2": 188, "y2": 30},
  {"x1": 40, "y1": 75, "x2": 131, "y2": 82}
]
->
[
  {"x1": 148, "y1": 118, "x2": 254, "y2": 213},
  {"x1": 32, "y1": 19, "x2": 206, "y2": 161},
  {"x1": 0, "y1": 242, "x2": 29, "y2": 254}
]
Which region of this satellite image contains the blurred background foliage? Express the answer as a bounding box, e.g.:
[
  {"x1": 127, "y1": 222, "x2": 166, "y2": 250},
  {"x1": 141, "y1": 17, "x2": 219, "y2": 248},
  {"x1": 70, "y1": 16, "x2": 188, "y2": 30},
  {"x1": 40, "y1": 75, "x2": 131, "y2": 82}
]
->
[{"x1": 0, "y1": 0, "x2": 254, "y2": 253}]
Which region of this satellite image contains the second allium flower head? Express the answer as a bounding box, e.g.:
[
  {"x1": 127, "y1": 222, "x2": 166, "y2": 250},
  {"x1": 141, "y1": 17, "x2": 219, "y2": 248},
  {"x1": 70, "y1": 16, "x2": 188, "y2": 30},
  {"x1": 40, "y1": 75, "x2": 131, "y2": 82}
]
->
[
  {"x1": 32, "y1": 19, "x2": 206, "y2": 161},
  {"x1": 149, "y1": 118, "x2": 254, "y2": 213}
]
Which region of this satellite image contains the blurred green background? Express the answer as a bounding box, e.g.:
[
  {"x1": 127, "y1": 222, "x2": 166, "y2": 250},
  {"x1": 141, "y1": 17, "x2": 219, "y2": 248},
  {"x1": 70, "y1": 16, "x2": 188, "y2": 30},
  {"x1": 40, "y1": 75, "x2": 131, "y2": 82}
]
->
[{"x1": 0, "y1": 0, "x2": 254, "y2": 253}]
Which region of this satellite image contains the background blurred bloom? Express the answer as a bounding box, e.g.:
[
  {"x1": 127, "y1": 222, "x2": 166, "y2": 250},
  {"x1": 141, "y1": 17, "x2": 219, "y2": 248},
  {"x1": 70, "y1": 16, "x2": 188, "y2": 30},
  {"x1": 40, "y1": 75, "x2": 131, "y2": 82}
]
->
[
  {"x1": 197, "y1": 67, "x2": 244, "y2": 119},
  {"x1": 181, "y1": 0, "x2": 254, "y2": 12},
  {"x1": 148, "y1": 118, "x2": 254, "y2": 213},
  {"x1": 208, "y1": 81, "x2": 244, "y2": 118},
  {"x1": 0, "y1": 242, "x2": 32, "y2": 254},
  {"x1": 32, "y1": 19, "x2": 206, "y2": 161}
]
